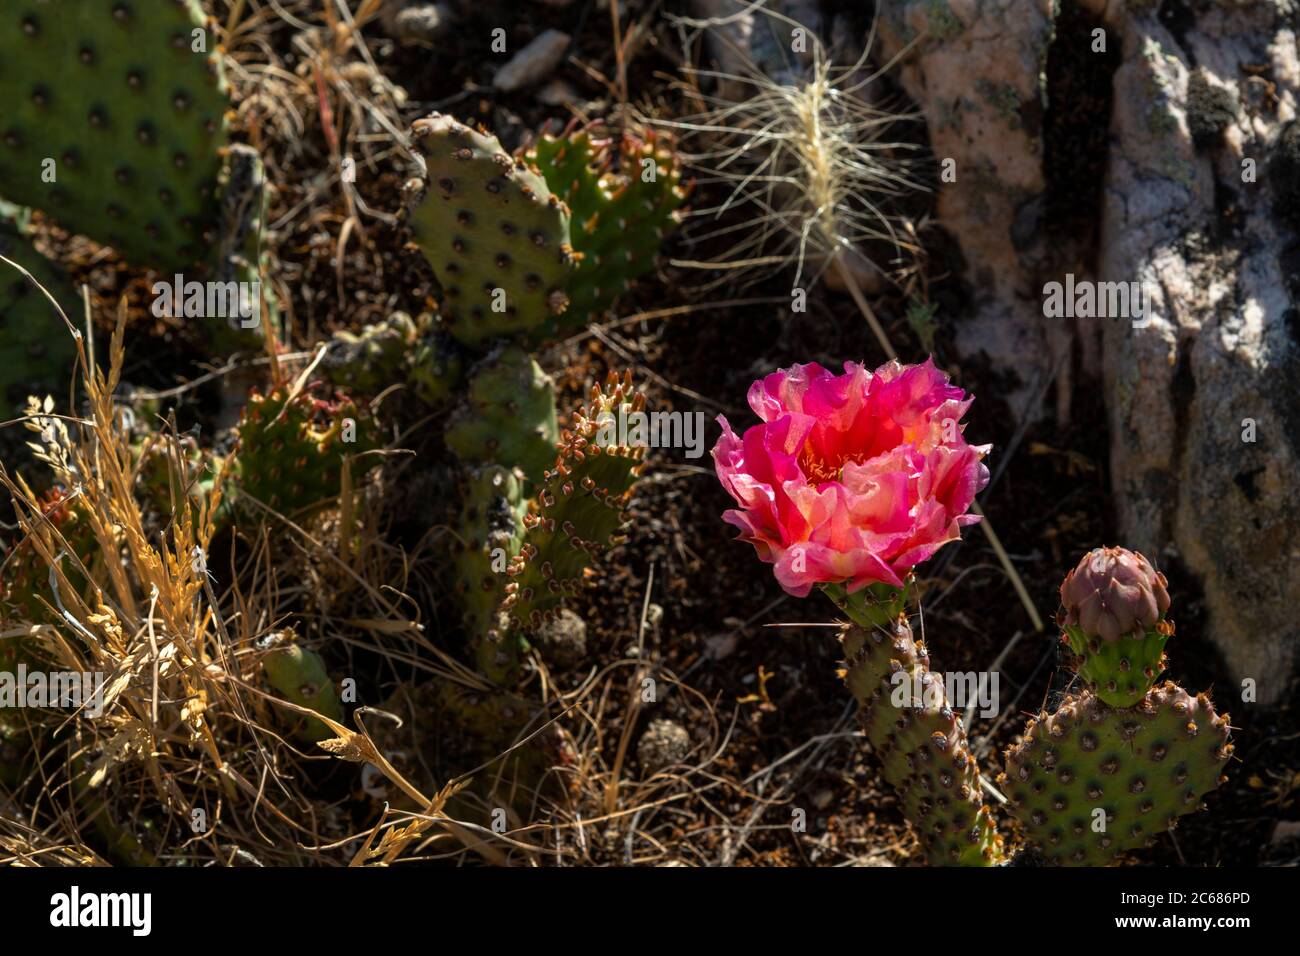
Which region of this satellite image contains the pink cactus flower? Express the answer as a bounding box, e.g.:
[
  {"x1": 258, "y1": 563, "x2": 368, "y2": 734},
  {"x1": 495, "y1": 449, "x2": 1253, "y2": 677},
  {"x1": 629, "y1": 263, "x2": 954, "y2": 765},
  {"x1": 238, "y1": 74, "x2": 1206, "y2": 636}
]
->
[{"x1": 712, "y1": 359, "x2": 990, "y2": 597}]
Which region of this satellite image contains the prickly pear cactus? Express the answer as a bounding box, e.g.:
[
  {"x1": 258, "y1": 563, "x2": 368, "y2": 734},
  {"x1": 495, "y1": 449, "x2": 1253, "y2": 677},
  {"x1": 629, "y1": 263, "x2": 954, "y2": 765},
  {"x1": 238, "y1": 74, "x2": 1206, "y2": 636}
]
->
[
  {"x1": 1001, "y1": 546, "x2": 1232, "y2": 865},
  {"x1": 231, "y1": 384, "x2": 380, "y2": 517},
  {"x1": 1001, "y1": 684, "x2": 1232, "y2": 866},
  {"x1": 0, "y1": 218, "x2": 78, "y2": 414},
  {"x1": 445, "y1": 346, "x2": 558, "y2": 483},
  {"x1": 408, "y1": 114, "x2": 576, "y2": 347},
  {"x1": 489, "y1": 371, "x2": 644, "y2": 676},
  {"x1": 454, "y1": 466, "x2": 527, "y2": 682},
  {"x1": 841, "y1": 617, "x2": 1004, "y2": 866},
  {"x1": 260, "y1": 633, "x2": 344, "y2": 744},
  {"x1": 526, "y1": 124, "x2": 688, "y2": 338},
  {"x1": 0, "y1": 0, "x2": 230, "y2": 270}
]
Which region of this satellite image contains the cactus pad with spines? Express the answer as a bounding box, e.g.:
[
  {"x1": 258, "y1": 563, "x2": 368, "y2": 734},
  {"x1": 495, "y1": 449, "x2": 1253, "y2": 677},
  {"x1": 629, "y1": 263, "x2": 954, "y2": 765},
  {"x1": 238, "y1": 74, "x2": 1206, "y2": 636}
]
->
[
  {"x1": 408, "y1": 114, "x2": 576, "y2": 347},
  {"x1": 1001, "y1": 684, "x2": 1231, "y2": 865},
  {"x1": 0, "y1": 487, "x2": 92, "y2": 631},
  {"x1": 492, "y1": 371, "x2": 645, "y2": 650},
  {"x1": 453, "y1": 465, "x2": 527, "y2": 680},
  {"x1": 231, "y1": 384, "x2": 380, "y2": 517},
  {"x1": 0, "y1": 0, "x2": 230, "y2": 270},
  {"x1": 526, "y1": 123, "x2": 688, "y2": 337},
  {"x1": 445, "y1": 346, "x2": 558, "y2": 483},
  {"x1": 260, "y1": 635, "x2": 344, "y2": 744},
  {"x1": 841, "y1": 620, "x2": 1004, "y2": 866},
  {"x1": 1061, "y1": 620, "x2": 1172, "y2": 709}
]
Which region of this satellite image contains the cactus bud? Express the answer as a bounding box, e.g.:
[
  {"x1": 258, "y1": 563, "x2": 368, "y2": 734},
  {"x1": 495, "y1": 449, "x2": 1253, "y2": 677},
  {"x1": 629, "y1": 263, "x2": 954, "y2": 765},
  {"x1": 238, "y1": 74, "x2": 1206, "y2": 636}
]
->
[
  {"x1": 1060, "y1": 546, "x2": 1170, "y2": 641},
  {"x1": 1059, "y1": 547, "x2": 1173, "y2": 707}
]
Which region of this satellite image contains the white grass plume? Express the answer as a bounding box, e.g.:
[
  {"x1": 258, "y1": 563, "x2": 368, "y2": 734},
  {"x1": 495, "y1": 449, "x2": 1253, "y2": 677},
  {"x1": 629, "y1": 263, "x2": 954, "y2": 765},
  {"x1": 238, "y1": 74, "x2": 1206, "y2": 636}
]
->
[{"x1": 662, "y1": 1, "x2": 925, "y2": 298}]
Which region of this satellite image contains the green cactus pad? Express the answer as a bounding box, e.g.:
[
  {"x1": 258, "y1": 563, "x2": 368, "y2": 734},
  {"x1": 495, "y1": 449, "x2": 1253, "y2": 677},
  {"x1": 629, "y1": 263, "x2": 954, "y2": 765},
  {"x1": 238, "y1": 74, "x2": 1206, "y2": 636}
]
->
[
  {"x1": 445, "y1": 346, "x2": 558, "y2": 483},
  {"x1": 409, "y1": 324, "x2": 465, "y2": 406},
  {"x1": 0, "y1": 219, "x2": 78, "y2": 415},
  {"x1": 526, "y1": 123, "x2": 688, "y2": 338},
  {"x1": 1001, "y1": 682, "x2": 1232, "y2": 866},
  {"x1": 231, "y1": 384, "x2": 380, "y2": 518},
  {"x1": 260, "y1": 635, "x2": 344, "y2": 744},
  {"x1": 322, "y1": 312, "x2": 419, "y2": 397},
  {"x1": 1062, "y1": 621, "x2": 1172, "y2": 708},
  {"x1": 0, "y1": 0, "x2": 230, "y2": 270},
  {"x1": 841, "y1": 620, "x2": 1004, "y2": 866},
  {"x1": 408, "y1": 114, "x2": 576, "y2": 347},
  {"x1": 454, "y1": 465, "x2": 527, "y2": 681},
  {"x1": 487, "y1": 372, "x2": 644, "y2": 680}
]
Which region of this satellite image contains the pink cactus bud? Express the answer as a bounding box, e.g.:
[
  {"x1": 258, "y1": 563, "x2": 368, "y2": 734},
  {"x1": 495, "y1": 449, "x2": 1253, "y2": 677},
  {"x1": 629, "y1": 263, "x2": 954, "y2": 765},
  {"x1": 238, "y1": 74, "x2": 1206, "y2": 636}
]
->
[{"x1": 1059, "y1": 546, "x2": 1171, "y2": 641}]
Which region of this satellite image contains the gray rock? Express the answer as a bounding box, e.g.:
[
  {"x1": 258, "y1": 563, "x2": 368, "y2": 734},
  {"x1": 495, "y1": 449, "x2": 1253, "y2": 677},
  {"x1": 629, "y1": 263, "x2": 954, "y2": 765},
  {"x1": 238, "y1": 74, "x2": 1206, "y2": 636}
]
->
[
  {"x1": 637, "y1": 719, "x2": 692, "y2": 774},
  {"x1": 492, "y1": 29, "x2": 571, "y2": 93},
  {"x1": 533, "y1": 608, "x2": 588, "y2": 669},
  {"x1": 1091, "y1": 0, "x2": 1300, "y2": 703}
]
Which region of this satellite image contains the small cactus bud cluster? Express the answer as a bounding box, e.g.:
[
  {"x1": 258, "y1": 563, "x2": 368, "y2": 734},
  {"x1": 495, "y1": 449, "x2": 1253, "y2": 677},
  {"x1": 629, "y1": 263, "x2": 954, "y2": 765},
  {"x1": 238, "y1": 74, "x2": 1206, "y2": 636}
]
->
[{"x1": 1058, "y1": 546, "x2": 1172, "y2": 706}]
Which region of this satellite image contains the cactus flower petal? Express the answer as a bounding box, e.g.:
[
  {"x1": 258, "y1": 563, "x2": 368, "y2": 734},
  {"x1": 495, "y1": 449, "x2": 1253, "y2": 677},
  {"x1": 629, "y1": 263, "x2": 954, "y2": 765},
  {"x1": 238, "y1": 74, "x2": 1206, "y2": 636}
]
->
[{"x1": 713, "y1": 359, "x2": 989, "y2": 596}]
